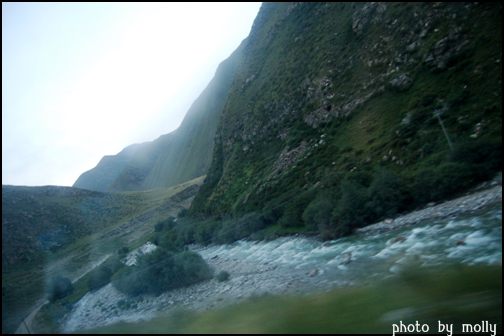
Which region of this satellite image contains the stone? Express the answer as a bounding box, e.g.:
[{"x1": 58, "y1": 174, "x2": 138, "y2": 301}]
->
[
  {"x1": 340, "y1": 253, "x2": 352, "y2": 265},
  {"x1": 390, "y1": 74, "x2": 413, "y2": 91},
  {"x1": 392, "y1": 236, "x2": 406, "y2": 244}
]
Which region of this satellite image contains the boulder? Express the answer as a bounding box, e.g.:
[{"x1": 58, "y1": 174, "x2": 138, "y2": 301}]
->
[
  {"x1": 392, "y1": 236, "x2": 406, "y2": 244},
  {"x1": 390, "y1": 74, "x2": 413, "y2": 91},
  {"x1": 340, "y1": 253, "x2": 352, "y2": 265}
]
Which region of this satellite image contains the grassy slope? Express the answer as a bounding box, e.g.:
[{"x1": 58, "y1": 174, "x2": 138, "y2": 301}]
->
[
  {"x1": 1, "y1": 177, "x2": 203, "y2": 334},
  {"x1": 190, "y1": 2, "x2": 502, "y2": 217}
]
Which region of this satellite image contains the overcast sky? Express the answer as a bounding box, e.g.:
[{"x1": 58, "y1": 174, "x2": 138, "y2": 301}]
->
[{"x1": 2, "y1": 2, "x2": 262, "y2": 187}]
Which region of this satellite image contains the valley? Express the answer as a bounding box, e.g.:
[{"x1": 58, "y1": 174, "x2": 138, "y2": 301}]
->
[
  {"x1": 2, "y1": 177, "x2": 203, "y2": 334},
  {"x1": 63, "y1": 183, "x2": 502, "y2": 333},
  {"x1": 3, "y1": 2, "x2": 502, "y2": 334}
]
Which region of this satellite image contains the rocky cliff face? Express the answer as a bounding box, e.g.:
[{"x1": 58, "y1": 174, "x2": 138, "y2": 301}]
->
[{"x1": 189, "y1": 2, "x2": 502, "y2": 217}]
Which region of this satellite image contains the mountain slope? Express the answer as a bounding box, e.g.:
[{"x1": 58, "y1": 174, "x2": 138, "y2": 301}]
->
[
  {"x1": 1, "y1": 180, "x2": 202, "y2": 333},
  {"x1": 107, "y1": 132, "x2": 176, "y2": 191},
  {"x1": 189, "y1": 2, "x2": 502, "y2": 222},
  {"x1": 72, "y1": 144, "x2": 141, "y2": 192},
  {"x1": 107, "y1": 39, "x2": 247, "y2": 192}
]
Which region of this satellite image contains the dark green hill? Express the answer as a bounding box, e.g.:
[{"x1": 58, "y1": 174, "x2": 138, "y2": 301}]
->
[
  {"x1": 107, "y1": 132, "x2": 176, "y2": 191},
  {"x1": 189, "y1": 3, "x2": 502, "y2": 227},
  {"x1": 1, "y1": 180, "x2": 202, "y2": 333},
  {"x1": 72, "y1": 144, "x2": 141, "y2": 192},
  {"x1": 106, "y1": 38, "x2": 247, "y2": 192}
]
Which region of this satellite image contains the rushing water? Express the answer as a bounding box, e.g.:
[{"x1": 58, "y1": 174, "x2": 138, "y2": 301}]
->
[
  {"x1": 198, "y1": 204, "x2": 502, "y2": 287},
  {"x1": 60, "y1": 204, "x2": 501, "y2": 333}
]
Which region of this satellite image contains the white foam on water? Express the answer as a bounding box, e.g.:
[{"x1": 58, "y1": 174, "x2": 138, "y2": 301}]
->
[
  {"x1": 372, "y1": 245, "x2": 405, "y2": 259},
  {"x1": 464, "y1": 251, "x2": 502, "y2": 266}
]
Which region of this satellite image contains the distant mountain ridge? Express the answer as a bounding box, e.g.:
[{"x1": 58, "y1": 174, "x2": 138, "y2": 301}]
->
[
  {"x1": 73, "y1": 38, "x2": 246, "y2": 192},
  {"x1": 72, "y1": 143, "x2": 142, "y2": 192}
]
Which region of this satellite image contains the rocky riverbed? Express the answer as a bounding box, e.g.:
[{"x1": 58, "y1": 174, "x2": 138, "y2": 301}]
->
[
  {"x1": 357, "y1": 181, "x2": 502, "y2": 235},
  {"x1": 61, "y1": 250, "x2": 317, "y2": 333},
  {"x1": 61, "y1": 177, "x2": 502, "y2": 333}
]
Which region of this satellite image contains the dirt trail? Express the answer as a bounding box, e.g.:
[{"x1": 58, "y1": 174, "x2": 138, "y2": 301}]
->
[{"x1": 15, "y1": 253, "x2": 112, "y2": 334}]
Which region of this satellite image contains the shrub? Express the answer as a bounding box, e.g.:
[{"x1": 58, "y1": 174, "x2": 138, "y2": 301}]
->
[
  {"x1": 366, "y1": 168, "x2": 403, "y2": 220},
  {"x1": 155, "y1": 217, "x2": 176, "y2": 232},
  {"x1": 430, "y1": 162, "x2": 476, "y2": 201},
  {"x1": 278, "y1": 190, "x2": 316, "y2": 228},
  {"x1": 117, "y1": 246, "x2": 129, "y2": 258},
  {"x1": 178, "y1": 208, "x2": 188, "y2": 218},
  {"x1": 213, "y1": 218, "x2": 238, "y2": 245},
  {"x1": 216, "y1": 271, "x2": 230, "y2": 282},
  {"x1": 102, "y1": 256, "x2": 124, "y2": 274},
  {"x1": 158, "y1": 231, "x2": 184, "y2": 252},
  {"x1": 111, "y1": 266, "x2": 145, "y2": 297},
  {"x1": 173, "y1": 251, "x2": 213, "y2": 287},
  {"x1": 46, "y1": 275, "x2": 73, "y2": 302},
  {"x1": 450, "y1": 139, "x2": 502, "y2": 171},
  {"x1": 409, "y1": 168, "x2": 436, "y2": 205},
  {"x1": 154, "y1": 221, "x2": 164, "y2": 232},
  {"x1": 88, "y1": 266, "x2": 112, "y2": 291},
  {"x1": 112, "y1": 248, "x2": 212, "y2": 297},
  {"x1": 330, "y1": 180, "x2": 370, "y2": 237},
  {"x1": 302, "y1": 195, "x2": 333, "y2": 231}
]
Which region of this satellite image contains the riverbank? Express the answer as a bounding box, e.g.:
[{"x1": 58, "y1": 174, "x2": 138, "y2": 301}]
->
[
  {"x1": 357, "y1": 179, "x2": 502, "y2": 235},
  {"x1": 60, "y1": 176, "x2": 502, "y2": 332}
]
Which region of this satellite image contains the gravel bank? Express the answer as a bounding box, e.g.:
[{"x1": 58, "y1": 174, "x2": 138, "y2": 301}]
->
[
  {"x1": 61, "y1": 250, "x2": 320, "y2": 333},
  {"x1": 357, "y1": 183, "x2": 502, "y2": 235}
]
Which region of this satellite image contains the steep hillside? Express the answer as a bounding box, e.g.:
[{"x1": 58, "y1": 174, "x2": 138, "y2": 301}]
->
[
  {"x1": 72, "y1": 144, "x2": 141, "y2": 192},
  {"x1": 107, "y1": 39, "x2": 246, "y2": 192},
  {"x1": 190, "y1": 3, "x2": 501, "y2": 229},
  {"x1": 107, "y1": 132, "x2": 176, "y2": 191},
  {"x1": 1, "y1": 180, "x2": 202, "y2": 333}
]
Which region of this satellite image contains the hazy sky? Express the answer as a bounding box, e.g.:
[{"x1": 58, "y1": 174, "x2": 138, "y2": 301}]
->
[{"x1": 2, "y1": 2, "x2": 262, "y2": 187}]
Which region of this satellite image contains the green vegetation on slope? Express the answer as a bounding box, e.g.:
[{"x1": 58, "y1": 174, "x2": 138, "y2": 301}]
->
[
  {"x1": 2, "y1": 177, "x2": 202, "y2": 334},
  {"x1": 190, "y1": 2, "x2": 502, "y2": 240}
]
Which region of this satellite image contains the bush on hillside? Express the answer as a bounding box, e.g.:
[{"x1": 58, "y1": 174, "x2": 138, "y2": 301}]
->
[
  {"x1": 117, "y1": 246, "x2": 129, "y2": 258},
  {"x1": 430, "y1": 162, "x2": 476, "y2": 201},
  {"x1": 46, "y1": 275, "x2": 73, "y2": 302},
  {"x1": 87, "y1": 257, "x2": 124, "y2": 291},
  {"x1": 111, "y1": 266, "x2": 145, "y2": 297},
  {"x1": 177, "y1": 208, "x2": 188, "y2": 218},
  {"x1": 330, "y1": 180, "x2": 370, "y2": 238},
  {"x1": 278, "y1": 190, "x2": 316, "y2": 228},
  {"x1": 88, "y1": 266, "x2": 112, "y2": 291},
  {"x1": 111, "y1": 248, "x2": 212, "y2": 297},
  {"x1": 450, "y1": 138, "x2": 502, "y2": 168},
  {"x1": 155, "y1": 216, "x2": 177, "y2": 233},
  {"x1": 302, "y1": 195, "x2": 333, "y2": 232},
  {"x1": 216, "y1": 271, "x2": 230, "y2": 282},
  {"x1": 366, "y1": 168, "x2": 403, "y2": 220}
]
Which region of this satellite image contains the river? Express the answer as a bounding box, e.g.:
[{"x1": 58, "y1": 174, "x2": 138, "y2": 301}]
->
[{"x1": 61, "y1": 186, "x2": 502, "y2": 333}]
